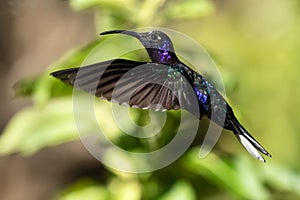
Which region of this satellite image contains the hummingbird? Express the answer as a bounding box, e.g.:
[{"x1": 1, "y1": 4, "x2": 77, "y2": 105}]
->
[{"x1": 51, "y1": 29, "x2": 271, "y2": 162}]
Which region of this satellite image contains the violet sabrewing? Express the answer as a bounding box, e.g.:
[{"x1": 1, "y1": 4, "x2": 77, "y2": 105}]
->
[{"x1": 51, "y1": 30, "x2": 271, "y2": 162}]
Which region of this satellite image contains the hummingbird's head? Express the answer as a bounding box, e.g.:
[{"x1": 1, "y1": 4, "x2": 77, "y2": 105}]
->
[{"x1": 100, "y1": 30, "x2": 178, "y2": 64}]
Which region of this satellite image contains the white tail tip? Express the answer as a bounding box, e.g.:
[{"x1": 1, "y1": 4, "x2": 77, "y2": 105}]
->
[{"x1": 236, "y1": 134, "x2": 265, "y2": 162}]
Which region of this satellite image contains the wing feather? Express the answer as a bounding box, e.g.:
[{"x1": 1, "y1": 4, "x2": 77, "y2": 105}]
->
[{"x1": 51, "y1": 59, "x2": 199, "y2": 113}]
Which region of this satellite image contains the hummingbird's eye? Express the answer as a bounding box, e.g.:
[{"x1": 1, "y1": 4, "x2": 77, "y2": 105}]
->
[{"x1": 150, "y1": 34, "x2": 160, "y2": 41}]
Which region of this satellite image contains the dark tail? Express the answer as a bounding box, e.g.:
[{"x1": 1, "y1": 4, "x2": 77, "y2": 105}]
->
[{"x1": 229, "y1": 119, "x2": 271, "y2": 162}]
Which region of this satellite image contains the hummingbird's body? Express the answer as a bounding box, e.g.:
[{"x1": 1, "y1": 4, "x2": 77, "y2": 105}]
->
[{"x1": 51, "y1": 30, "x2": 271, "y2": 162}]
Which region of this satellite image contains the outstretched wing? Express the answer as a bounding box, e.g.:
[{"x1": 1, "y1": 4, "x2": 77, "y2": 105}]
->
[{"x1": 51, "y1": 59, "x2": 199, "y2": 115}]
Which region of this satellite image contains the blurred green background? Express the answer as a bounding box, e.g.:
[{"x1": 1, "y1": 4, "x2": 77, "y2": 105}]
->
[{"x1": 1, "y1": 0, "x2": 300, "y2": 199}]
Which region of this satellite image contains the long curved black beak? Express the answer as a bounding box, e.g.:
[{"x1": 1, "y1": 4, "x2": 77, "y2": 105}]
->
[{"x1": 100, "y1": 30, "x2": 140, "y2": 38}]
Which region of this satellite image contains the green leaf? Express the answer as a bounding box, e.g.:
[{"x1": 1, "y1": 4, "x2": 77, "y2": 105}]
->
[
  {"x1": 69, "y1": 0, "x2": 134, "y2": 12},
  {"x1": 159, "y1": 181, "x2": 196, "y2": 200},
  {"x1": 261, "y1": 163, "x2": 300, "y2": 195},
  {"x1": 164, "y1": 0, "x2": 215, "y2": 20},
  {"x1": 0, "y1": 98, "x2": 79, "y2": 156},
  {"x1": 58, "y1": 178, "x2": 109, "y2": 200},
  {"x1": 182, "y1": 149, "x2": 270, "y2": 199},
  {"x1": 108, "y1": 178, "x2": 142, "y2": 200}
]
